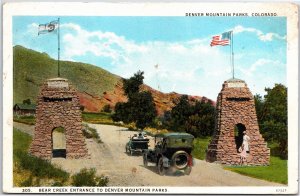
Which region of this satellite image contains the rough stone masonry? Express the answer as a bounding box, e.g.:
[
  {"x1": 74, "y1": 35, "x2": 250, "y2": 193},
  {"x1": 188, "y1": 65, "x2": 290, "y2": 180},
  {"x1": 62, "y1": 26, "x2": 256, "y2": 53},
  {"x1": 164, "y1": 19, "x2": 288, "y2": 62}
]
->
[
  {"x1": 206, "y1": 78, "x2": 270, "y2": 165},
  {"x1": 29, "y1": 78, "x2": 88, "y2": 159}
]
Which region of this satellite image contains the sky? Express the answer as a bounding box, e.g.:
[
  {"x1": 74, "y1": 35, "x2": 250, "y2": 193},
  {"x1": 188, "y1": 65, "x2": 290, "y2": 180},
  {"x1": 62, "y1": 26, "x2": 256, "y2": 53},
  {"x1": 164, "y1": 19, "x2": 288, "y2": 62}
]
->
[{"x1": 13, "y1": 16, "x2": 286, "y2": 100}]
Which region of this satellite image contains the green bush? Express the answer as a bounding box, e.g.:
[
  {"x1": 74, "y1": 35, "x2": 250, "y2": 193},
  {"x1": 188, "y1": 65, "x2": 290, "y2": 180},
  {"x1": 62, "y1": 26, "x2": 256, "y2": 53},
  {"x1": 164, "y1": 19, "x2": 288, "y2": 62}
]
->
[
  {"x1": 51, "y1": 181, "x2": 65, "y2": 187},
  {"x1": 71, "y1": 168, "x2": 109, "y2": 187},
  {"x1": 82, "y1": 129, "x2": 93, "y2": 138},
  {"x1": 191, "y1": 137, "x2": 211, "y2": 160},
  {"x1": 15, "y1": 150, "x2": 69, "y2": 182},
  {"x1": 89, "y1": 127, "x2": 100, "y2": 140},
  {"x1": 20, "y1": 175, "x2": 34, "y2": 187},
  {"x1": 102, "y1": 104, "x2": 112, "y2": 113},
  {"x1": 20, "y1": 175, "x2": 42, "y2": 187},
  {"x1": 163, "y1": 95, "x2": 215, "y2": 137},
  {"x1": 82, "y1": 125, "x2": 102, "y2": 143}
]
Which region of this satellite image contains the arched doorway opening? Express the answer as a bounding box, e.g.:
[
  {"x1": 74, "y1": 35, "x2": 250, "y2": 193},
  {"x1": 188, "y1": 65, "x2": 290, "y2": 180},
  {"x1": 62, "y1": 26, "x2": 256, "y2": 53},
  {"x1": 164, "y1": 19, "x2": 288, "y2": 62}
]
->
[
  {"x1": 234, "y1": 123, "x2": 246, "y2": 152},
  {"x1": 52, "y1": 127, "x2": 66, "y2": 158}
]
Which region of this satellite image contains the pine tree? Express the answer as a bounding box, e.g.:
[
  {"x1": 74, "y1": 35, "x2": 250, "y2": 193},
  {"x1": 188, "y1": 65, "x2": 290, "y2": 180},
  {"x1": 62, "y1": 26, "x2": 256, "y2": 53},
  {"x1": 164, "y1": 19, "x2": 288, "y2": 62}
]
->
[
  {"x1": 112, "y1": 70, "x2": 157, "y2": 129},
  {"x1": 255, "y1": 84, "x2": 287, "y2": 159}
]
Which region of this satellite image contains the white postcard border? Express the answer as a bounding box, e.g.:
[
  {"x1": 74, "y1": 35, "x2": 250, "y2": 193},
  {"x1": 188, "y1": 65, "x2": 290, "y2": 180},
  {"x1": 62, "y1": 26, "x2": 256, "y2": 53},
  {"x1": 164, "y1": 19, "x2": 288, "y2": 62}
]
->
[{"x1": 2, "y1": 2, "x2": 298, "y2": 194}]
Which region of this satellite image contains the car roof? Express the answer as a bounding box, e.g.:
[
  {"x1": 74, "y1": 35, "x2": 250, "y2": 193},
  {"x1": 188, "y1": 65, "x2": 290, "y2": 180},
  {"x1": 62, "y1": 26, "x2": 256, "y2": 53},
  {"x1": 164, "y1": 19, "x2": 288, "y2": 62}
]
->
[{"x1": 154, "y1": 132, "x2": 194, "y2": 139}]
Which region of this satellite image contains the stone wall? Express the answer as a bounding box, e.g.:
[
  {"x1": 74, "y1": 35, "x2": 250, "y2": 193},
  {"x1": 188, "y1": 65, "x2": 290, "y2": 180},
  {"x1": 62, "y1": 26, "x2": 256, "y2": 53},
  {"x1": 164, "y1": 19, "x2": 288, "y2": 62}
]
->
[
  {"x1": 29, "y1": 78, "x2": 88, "y2": 159},
  {"x1": 206, "y1": 79, "x2": 270, "y2": 165}
]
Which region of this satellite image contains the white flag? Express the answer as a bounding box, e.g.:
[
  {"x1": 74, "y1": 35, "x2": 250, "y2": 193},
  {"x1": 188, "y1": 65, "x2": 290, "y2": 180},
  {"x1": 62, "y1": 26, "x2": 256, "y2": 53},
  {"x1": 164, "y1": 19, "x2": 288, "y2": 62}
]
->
[{"x1": 38, "y1": 20, "x2": 59, "y2": 35}]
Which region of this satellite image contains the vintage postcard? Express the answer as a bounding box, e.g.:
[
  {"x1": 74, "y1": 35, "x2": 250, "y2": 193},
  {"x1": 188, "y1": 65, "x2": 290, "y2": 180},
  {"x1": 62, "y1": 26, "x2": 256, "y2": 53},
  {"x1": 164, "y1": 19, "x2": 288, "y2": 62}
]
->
[{"x1": 2, "y1": 2, "x2": 298, "y2": 194}]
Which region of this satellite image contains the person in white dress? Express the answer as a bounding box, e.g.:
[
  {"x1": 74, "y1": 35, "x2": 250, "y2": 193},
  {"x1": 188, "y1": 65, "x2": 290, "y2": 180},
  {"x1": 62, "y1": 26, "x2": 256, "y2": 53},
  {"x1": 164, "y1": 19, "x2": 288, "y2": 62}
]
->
[
  {"x1": 242, "y1": 131, "x2": 250, "y2": 153},
  {"x1": 238, "y1": 144, "x2": 247, "y2": 165}
]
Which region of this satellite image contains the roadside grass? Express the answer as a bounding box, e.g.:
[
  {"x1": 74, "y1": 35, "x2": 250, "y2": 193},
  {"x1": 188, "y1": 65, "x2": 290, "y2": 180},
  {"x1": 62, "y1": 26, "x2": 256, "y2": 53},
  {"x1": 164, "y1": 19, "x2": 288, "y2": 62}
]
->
[
  {"x1": 15, "y1": 151, "x2": 69, "y2": 181},
  {"x1": 14, "y1": 128, "x2": 109, "y2": 187},
  {"x1": 13, "y1": 128, "x2": 69, "y2": 186},
  {"x1": 191, "y1": 137, "x2": 211, "y2": 160},
  {"x1": 190, "y1": 137, "x2": 287, "y2": 184},
  {"x1": 82, "y1": 112, "x2": 115, "y2": 125},
  {"x1": 13, "y1": 112, "x2": 115, "y2": 126},
  {"x1": 13, "y1": 128, "x2": 32, "y2": 154},
  {"x1": 224, "y1": 156, "x2": 287, "y2": 184},
  {"x1": 82, "y1": 124, "x2": 103, "y2": 143},
  {"x1": 223, "y1": 141, "x2": 287, "y2": 184},
  {"x1": 13, "y1": 115, "x2": 35, "y2": 125}
]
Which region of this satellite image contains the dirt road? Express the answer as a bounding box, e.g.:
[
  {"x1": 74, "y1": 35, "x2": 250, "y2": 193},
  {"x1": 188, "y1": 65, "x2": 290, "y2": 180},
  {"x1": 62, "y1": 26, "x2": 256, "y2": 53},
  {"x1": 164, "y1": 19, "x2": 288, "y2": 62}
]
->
[{"x1": 14, "y1": 122, "x2": 281, "y2": 186}]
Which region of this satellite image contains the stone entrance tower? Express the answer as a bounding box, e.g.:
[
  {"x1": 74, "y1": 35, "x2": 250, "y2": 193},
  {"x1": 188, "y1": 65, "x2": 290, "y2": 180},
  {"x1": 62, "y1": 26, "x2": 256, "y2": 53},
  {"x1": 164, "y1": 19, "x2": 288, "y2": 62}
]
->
[
  {"x1": 29, "y1": 78, "x2": 88, "y2": 159},
  {"x1": 206, "y1": 79, "x2": 270, "y2": 165}
]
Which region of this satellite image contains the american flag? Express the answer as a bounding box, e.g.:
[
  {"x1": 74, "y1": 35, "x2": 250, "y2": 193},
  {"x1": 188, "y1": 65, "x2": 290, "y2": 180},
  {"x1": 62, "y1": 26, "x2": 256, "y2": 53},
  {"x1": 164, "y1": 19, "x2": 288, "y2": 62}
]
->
[{"x1": 210, "y1": 31, "x2": 232, "y2": 47}]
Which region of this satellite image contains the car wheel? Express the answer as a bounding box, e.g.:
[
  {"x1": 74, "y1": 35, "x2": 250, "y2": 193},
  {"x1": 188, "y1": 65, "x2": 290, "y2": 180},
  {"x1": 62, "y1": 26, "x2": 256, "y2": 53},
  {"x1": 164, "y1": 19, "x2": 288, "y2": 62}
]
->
[
  {"x1": 172, "y1": 151, "x2": 189, "y2": 170},
  {"x1": 157, "y1": 157, "x2": 165, "y2": 176},
  {"x1": 184, "y1": 166, "x2": 192, "y2": 175},
  {"x1": 143, "y1": 154, "x2": 148, "y2": 167}
]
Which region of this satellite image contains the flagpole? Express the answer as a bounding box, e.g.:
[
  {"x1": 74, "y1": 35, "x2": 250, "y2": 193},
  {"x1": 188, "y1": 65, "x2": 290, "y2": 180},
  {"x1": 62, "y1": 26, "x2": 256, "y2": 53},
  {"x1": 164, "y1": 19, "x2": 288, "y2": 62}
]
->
[
  {"x1": 229, "y1": 32, "x2": 232, "y2": 78},
  {"x1": 58, "y1": 17, "x2": 60, "y2": 77},
  {"x1": 232, "y1": 31, "x2": 234, "y2": 79}
]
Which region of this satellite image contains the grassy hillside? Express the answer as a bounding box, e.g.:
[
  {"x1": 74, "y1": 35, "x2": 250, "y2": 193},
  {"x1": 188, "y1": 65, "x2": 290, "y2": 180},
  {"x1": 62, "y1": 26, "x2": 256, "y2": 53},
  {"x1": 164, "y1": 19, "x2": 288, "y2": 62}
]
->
[{"x1": 13, "y1": 45, "x2": 120, "y2": 104}]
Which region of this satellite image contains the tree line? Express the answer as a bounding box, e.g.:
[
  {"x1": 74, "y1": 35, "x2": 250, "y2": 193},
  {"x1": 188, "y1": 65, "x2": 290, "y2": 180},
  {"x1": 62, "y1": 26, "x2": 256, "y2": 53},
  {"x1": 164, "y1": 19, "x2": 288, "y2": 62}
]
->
[
  {"x1": 112, "y1": 71, "x2": 287, "y2": 158},
  {"x1": 162, "y1": 95, "x2": 215, "y2": 137},
  {"x1": 254, "y1": 84, "x2": 287, "y2": 159},
  {"x1": 112, "y1": 70, "x2": 215, "y2": 137}
]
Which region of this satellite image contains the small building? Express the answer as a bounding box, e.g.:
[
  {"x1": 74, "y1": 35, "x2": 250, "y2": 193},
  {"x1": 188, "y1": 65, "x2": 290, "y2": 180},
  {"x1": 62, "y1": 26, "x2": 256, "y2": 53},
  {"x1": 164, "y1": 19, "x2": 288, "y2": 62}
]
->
[{"x1": 13, "y1": 103, "x2": 36, "y2": 116}]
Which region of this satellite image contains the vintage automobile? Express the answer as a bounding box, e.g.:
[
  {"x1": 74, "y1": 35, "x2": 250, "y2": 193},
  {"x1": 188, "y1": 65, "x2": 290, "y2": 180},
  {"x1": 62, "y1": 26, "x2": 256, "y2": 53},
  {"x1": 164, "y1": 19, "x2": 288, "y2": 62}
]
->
[
  {"x1": 126, "y1": 132, "x2": 149, "y2": 155},
  {"x1": 143, "y1": 132, "x2": 194, "y2": 175}
]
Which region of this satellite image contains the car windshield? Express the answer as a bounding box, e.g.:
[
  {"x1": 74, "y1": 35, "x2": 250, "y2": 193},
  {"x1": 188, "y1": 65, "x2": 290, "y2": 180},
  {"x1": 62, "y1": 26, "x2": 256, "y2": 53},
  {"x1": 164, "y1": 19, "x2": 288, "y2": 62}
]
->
[{"x1": 167, "y1": 137, "x2": 194, "y2": 148}]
